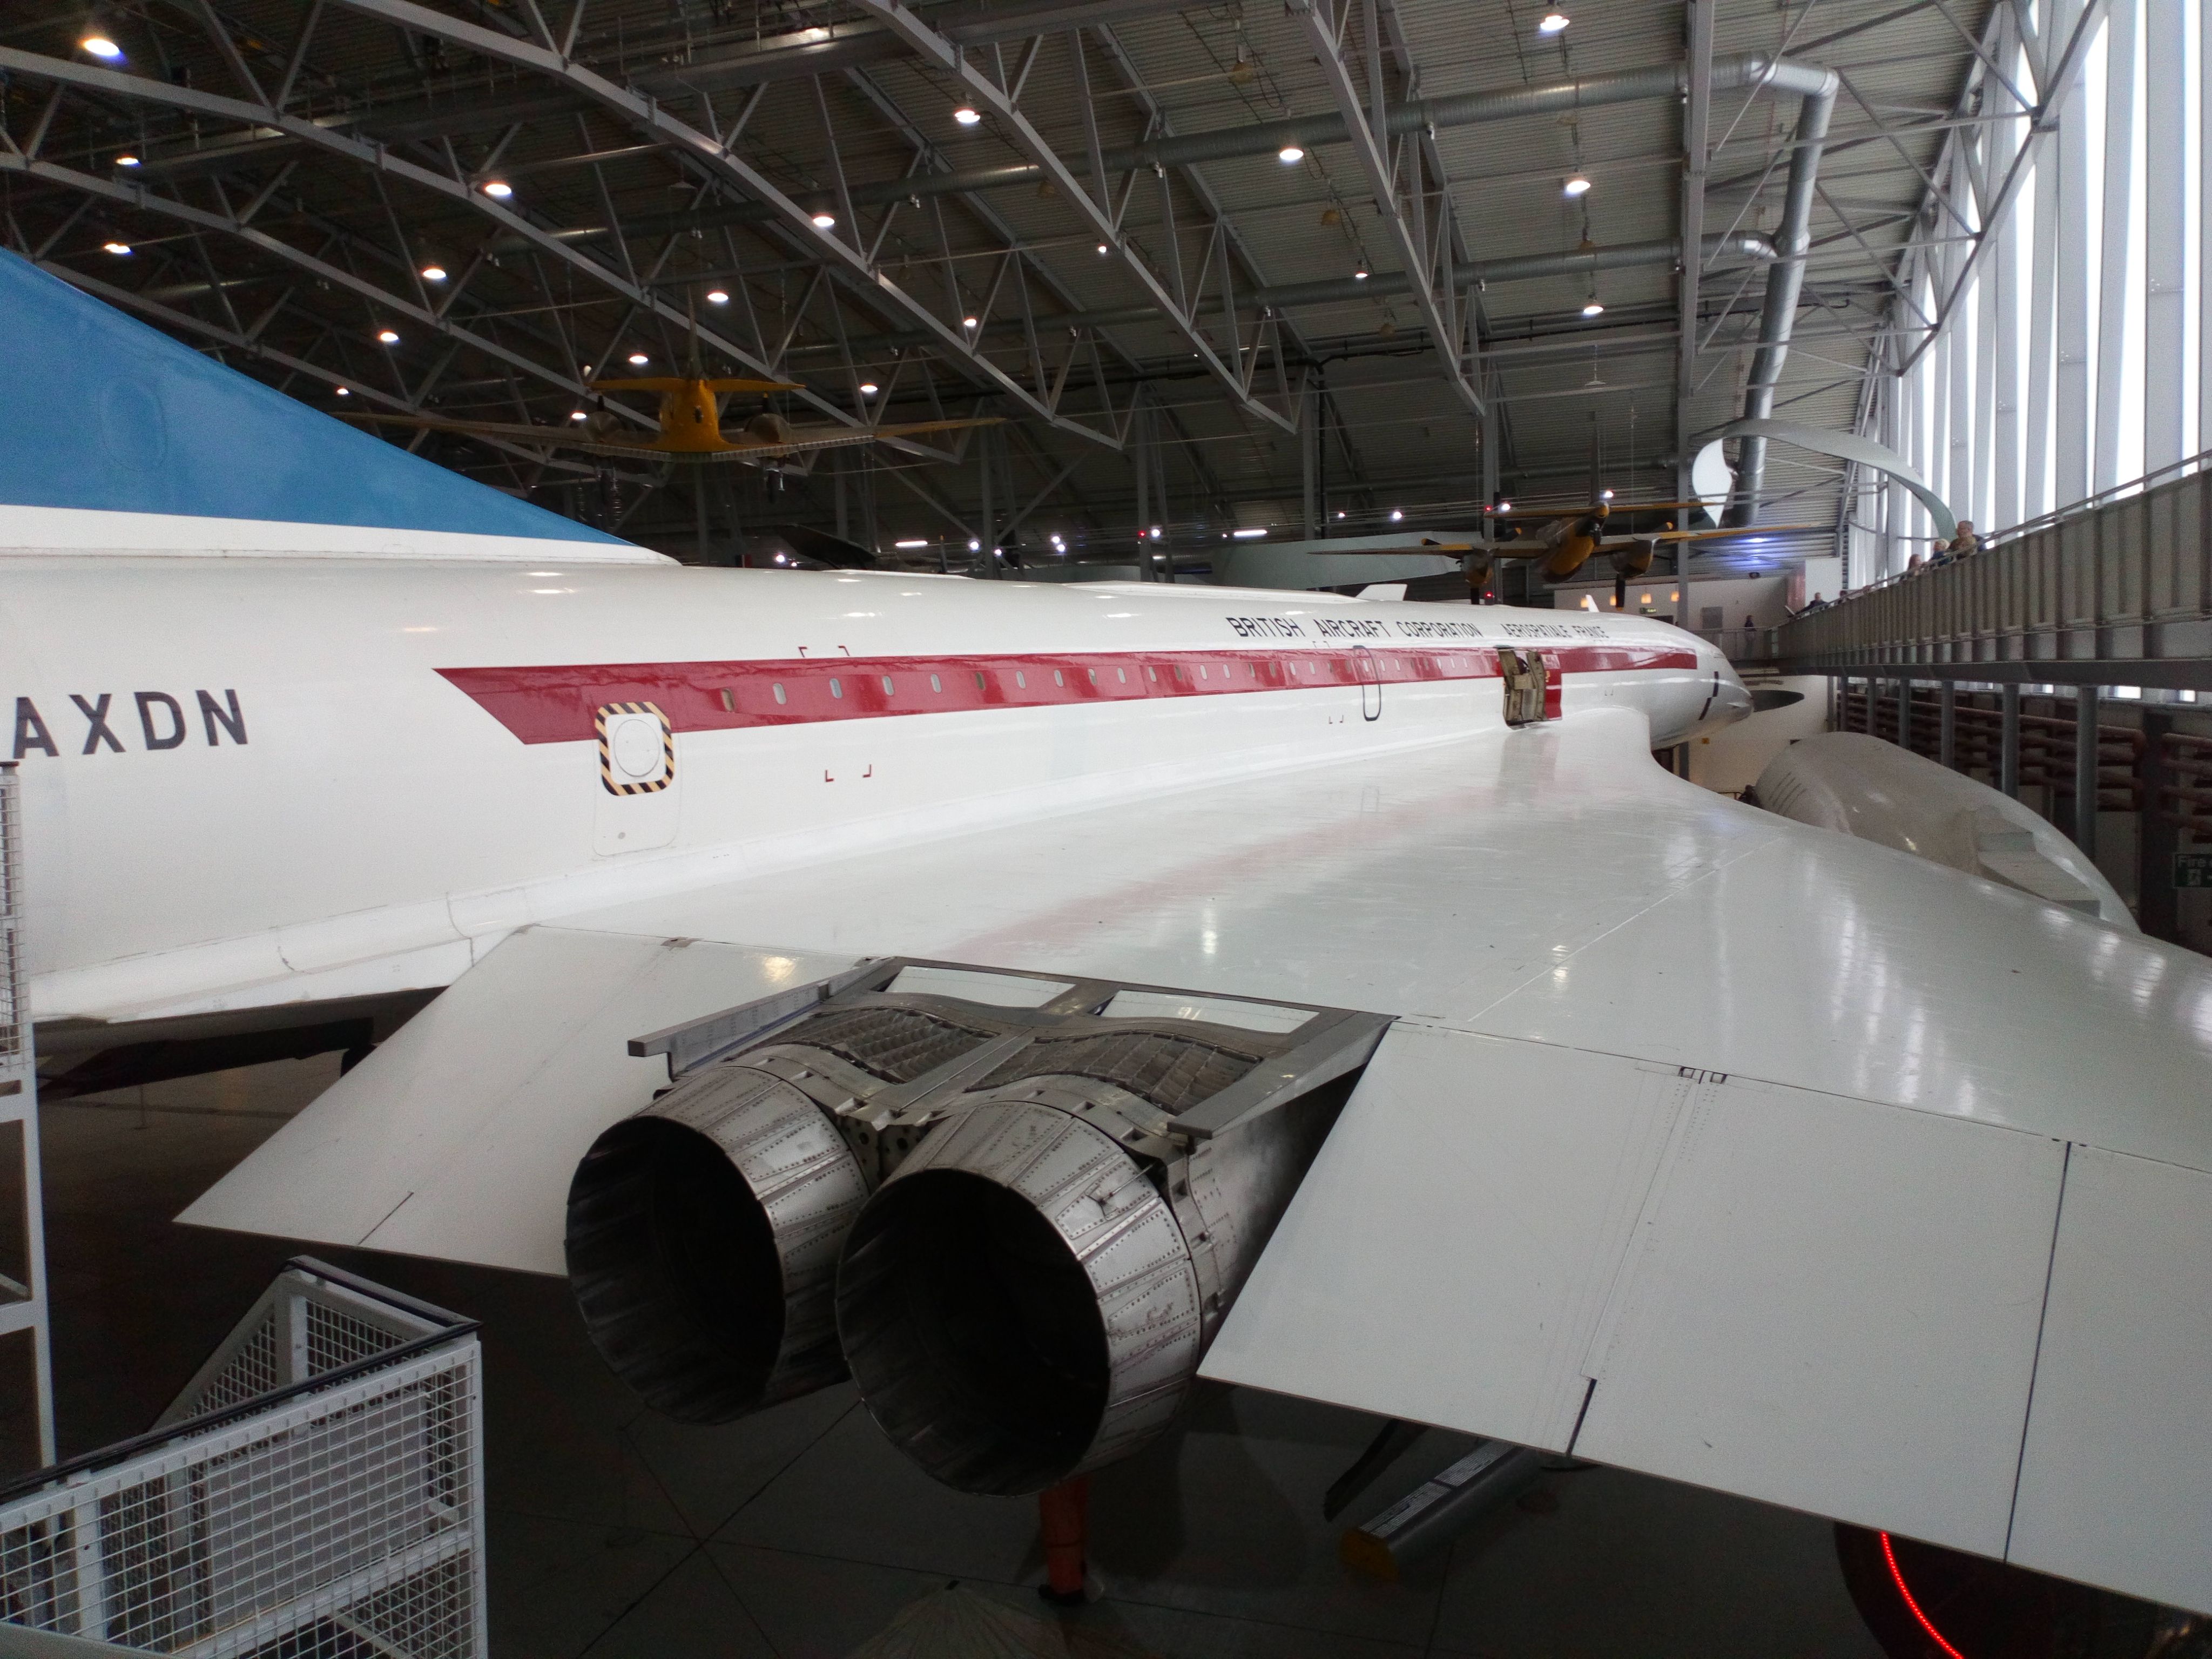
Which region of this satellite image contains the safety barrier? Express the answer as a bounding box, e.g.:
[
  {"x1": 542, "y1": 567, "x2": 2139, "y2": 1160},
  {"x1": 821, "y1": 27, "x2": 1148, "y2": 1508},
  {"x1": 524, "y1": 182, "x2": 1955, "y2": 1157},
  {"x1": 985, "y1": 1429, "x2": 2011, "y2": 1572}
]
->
[
  {"x1": 0, "y1": 1259, "x2": 483, "y2": 1657},
  {"x1": 1837, "y1": 687, "x2": 2144, "y2": 812},
  {"x1": 1780, "y1": 452, "x2": 2212, "y2": 671}
]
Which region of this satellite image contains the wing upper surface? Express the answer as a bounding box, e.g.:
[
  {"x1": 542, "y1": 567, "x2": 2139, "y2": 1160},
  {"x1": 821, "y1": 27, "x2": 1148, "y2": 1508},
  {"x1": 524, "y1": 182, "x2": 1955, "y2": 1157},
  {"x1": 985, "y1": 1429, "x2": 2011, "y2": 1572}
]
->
[{"x1": 183, "y1": 706, "x2": 2212, "y2": 1608}]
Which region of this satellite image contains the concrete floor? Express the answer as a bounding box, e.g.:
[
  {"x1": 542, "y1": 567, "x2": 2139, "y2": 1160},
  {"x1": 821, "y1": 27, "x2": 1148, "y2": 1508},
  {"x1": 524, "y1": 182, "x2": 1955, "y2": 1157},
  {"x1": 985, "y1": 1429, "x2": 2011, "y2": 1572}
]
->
[{"x1": 32, "y1": 1055, "x2": 1886, "y2": 1659}]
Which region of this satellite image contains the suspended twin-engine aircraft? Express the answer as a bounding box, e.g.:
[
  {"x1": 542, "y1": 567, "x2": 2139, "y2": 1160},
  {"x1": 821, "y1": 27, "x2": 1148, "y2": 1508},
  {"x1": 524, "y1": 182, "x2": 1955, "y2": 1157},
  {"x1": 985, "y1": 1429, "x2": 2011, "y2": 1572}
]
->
[
  {"x1": 345, "y1": 358, "x2": 996, "y2": 465},
  {"x1": 9, "y1": 253, "x2": 2212, "y2": 1645},
  {"x1": 1299, "y1": 502, "x2": 1820, "y2": 602}
]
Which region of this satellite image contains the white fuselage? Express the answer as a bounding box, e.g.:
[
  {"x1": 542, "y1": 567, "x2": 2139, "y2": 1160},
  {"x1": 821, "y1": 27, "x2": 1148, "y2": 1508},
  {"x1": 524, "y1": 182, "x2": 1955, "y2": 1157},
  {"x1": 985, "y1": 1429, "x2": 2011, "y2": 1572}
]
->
[{"x1": 0, "y1": 548, "x2": 1745, "y2": 1026}]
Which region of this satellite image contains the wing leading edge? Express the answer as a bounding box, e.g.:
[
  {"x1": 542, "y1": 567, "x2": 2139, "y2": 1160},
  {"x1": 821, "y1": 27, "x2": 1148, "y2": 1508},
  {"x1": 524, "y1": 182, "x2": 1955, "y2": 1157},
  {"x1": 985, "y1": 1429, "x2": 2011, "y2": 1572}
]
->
[{"x1": 184, "y1": 707, "x2": 2212, "y2": 1611}]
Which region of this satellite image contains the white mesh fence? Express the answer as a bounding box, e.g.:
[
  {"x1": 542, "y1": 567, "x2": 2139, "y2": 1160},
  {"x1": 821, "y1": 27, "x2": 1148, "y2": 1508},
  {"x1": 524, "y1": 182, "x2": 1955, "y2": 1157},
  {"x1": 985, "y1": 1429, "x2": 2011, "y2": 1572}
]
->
[{"x1": 0, "y1": 1261, "x2": 483, "y2": 1657}]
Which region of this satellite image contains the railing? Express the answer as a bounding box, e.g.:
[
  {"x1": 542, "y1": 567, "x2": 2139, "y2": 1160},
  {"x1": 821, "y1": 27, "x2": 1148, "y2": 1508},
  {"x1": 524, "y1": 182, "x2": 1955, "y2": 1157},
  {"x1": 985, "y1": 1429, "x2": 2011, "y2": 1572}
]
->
[
  {"x1": 0, "y1": 760, "x2": 53, "y2": 1472},
  {"x1": 0, "y1": 1259, "x2": 484, "y2": 1657},
  {"x1": 1693, "y1": 628, "x2": 1773, "y2": 663},
  {"x1": 1779, "y1": 449, "x2": 2212, "y2": 670}
]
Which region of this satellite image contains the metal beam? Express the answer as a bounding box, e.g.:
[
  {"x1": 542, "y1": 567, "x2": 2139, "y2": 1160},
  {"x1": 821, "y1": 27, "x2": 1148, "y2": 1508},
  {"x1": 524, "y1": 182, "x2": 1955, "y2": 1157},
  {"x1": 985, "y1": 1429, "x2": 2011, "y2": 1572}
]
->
[
  {"x1": 844, "y1": 0, "x2": 1293, "y2": 431},
  {"x1": 313, "y1": 0, "x2": 1122, "y2": 443},
  {"x1": 1289, "y1": 0, "x2": 1480, "y2": 415}
]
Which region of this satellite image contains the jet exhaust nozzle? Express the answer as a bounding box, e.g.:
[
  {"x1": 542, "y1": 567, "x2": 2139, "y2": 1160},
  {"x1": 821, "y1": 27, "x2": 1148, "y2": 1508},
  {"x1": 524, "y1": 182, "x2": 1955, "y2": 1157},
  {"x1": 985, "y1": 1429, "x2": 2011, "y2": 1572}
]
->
[
  {"x1": 835, "y1": 1093, "x2": 1204, "y2": 1495},
  {"x1": 565, "y1": 1065, "x2": 869, "y2": 1422}
]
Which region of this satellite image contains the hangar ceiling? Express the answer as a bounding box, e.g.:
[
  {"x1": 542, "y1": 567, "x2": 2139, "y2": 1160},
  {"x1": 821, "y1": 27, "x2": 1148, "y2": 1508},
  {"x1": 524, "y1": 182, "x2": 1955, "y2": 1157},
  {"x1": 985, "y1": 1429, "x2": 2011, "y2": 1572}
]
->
[{"x1": 1, "y1": 0, "x2": 2019, "y2": 572}]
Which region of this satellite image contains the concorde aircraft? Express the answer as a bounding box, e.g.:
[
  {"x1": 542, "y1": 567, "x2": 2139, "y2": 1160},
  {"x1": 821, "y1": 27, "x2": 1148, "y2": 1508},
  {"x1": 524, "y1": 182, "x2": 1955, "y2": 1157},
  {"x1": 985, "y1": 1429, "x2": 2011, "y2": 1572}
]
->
[{"x1": 7, "y1": 252, "x2": 2212, "y2": 1647}]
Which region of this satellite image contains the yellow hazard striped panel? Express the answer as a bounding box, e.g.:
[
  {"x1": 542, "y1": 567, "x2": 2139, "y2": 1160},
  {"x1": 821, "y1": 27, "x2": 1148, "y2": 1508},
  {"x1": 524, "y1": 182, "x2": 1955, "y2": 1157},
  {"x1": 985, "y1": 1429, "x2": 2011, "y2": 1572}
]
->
[{"x1": 595, "y1": 701, "x2": 675, "y2": 795}]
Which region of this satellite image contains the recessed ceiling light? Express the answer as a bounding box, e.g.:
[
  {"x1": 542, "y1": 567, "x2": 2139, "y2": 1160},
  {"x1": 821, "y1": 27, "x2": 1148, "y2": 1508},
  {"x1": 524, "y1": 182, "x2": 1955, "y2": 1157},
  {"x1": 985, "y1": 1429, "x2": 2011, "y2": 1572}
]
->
[
  {"x1": 1581, "y1": 300, "x2": 1605, "y2": 316},
  {"x1": 811, "y1": 212, "x2": 837, "y2": 229},
  {"x1": 481, "y1": 179, "x2": 512, "y2": 199},
  {"x1": 102, "y1": 240, "x2": 131, "y2": 255},
  {"x1": 420, "y1": 264, "x2": 447, "y2": 281},
  {"x1": 706, "y1": 289, "x2": 729, "y2": 304},
  {"x1": 953, "y1": 106, "x2": 982, "y2": 126},
  {"x1": 859, "y1": 382, "x2": 879, "y2": 395},
  {"x1": 114, "y1": 153, "x2": 140, "y2": 167},
  {"x1": 1537, "y1": 11, "x2": 1570, "y2": 33},
  {"x1": 1563, "y1": 176, "x2": 1591, "y2": 197},
  {"x1": 377, "y1": 328, "x2": 400, "y2": 343},
  {"x1": 335, "y1": 386, "x2": 350, "y2": 396},
  {"x1": 80, "y1": 34, "x2": 123, "y2": 58},
  {"x1": 962, "y1": 315, "x2": 979, "y2": 329},
  {"x1": 628, "y1": 352, "x2": 649, "y2": 365},
  {"x1": 1278, "y1": 144, "x2": 1305, "y2": 164},
  {"x1": 1096, "y1": 242, "x2": 1110, "y2": 255}
]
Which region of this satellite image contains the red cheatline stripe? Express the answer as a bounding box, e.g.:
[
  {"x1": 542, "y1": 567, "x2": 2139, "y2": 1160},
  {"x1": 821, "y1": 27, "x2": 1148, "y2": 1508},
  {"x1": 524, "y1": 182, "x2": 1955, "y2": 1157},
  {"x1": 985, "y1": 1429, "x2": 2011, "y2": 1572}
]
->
[
  {"x1": 437, "y1": 642, "x2": 1698, "y2": 746},
  {"x1": 1879, "y1": 1532, "x2": 1968, "y2": 1659}
]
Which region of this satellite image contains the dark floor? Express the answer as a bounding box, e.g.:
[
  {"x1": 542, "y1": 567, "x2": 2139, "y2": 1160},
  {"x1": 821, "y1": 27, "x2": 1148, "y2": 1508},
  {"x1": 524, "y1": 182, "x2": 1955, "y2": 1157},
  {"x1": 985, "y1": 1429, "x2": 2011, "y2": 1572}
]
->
[{"x1": 31, "y1": 1057, "x2": 1885, "y2": 1658}]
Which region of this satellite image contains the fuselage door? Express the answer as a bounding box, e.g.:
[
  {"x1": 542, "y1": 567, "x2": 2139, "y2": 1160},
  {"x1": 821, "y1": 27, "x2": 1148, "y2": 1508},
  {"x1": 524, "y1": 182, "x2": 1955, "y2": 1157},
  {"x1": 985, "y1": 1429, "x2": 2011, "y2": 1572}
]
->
[
  {"x1": 593, "y1": 700, "x2": 680, "y2": 855},
  {"x1": 1353, "y1": 646, "x2": 1382, "y2": 721},
  {"x1": 1499, "y1": 649, "x2": 1550, "y2": 727}
]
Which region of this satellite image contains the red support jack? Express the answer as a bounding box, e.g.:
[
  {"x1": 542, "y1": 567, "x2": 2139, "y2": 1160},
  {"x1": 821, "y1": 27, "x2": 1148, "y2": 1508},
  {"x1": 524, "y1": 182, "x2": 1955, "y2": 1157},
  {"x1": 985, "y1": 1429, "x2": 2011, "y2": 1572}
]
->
[{"x1": 1037, "y1": 1475, "x2": 1093, "y2": 1605}]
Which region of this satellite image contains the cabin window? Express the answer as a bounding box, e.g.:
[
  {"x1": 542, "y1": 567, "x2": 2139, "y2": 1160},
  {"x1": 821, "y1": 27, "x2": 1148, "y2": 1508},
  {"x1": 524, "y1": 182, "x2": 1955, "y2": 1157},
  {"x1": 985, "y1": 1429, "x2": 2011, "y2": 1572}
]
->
[
  {"x1": 830, "y1": 678, "x2": 844, "y2": 699},
  {"x1": 881, "y1": 676, "x2": 894, "y2": 695},
  {"x1": 1117, "y1": 667, "x2": 1128, "y2": 683},
  {"x1": 975, "y1": 671, "x2": 986, "y2": 690},
  {"x1": 1053, "y1": 669, "x2": 1065, "y2": 686},
  {"x1": 772, "y1": 682, "x2": 787, "y2": 705},
  {"x1": 1147, "y1": 666, "x2": 1157, "y2": 682},
  {"x1": 930, "y1": 673, "x2": 942, "y2": 692},
  {"x1": 720, "y1": 689, "x2": 735, "y2": 712},
  {"x1": 1015, "y1": 671, "x2": 1027, "y2": 689}
]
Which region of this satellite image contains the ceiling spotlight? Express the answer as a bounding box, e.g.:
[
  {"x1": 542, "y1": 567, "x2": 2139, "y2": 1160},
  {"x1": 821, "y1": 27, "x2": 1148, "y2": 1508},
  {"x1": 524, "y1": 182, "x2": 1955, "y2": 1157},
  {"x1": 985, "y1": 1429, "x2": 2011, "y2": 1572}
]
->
[
  {"x1": 480, "y1": 179, "x2": 512, "y2": 199},
  {"x1": 1581, "y1": 300, "x2": 1605, "y2": 316},
  {"x1": 420, "y1": 264, "x2": 448, "y2": 281},
  {"x1": 1389, "y1": 508, "x2": 1404, "y2": 522},
  {"x1": 706, "y1": 289, "x2": 730, "y2": 304},
  {"x1": 811, "y1": 211, "x2": 837, "y2": 229},
  {"x1": 962, "y1": 315, "x2": 979, "y2": 329},
  {"x1": 1278, "y1": 144, "x2": 1305, "y2": 164},
  {"x1": 1096, "y1": 242, "x2": 1110, "y2": 255},
  {"x1": 968, "y1": 537, "x2": 982, "y2": 551},
  {"x1": 570, "y1": 410, "x2": 588, "y2": 421},
  {"x1": 114, "y1": 153, "x2": 140, "y2": 167},
  {"x1": 1563, "y1": 175, "x2": 1592, "y2": 197},
  {"x1": 859, "y1": 381, "x2": 879, "y2": 395},
  {"x1": 1537, "y1": 11, "x2": 1570, "y2": 32},
  {"x1": 80, "y1": 34, "x2": 123, "y2": 58},
  {"x1": 1335, "y1": 510, "x2": 1346, "y2": 518},
  {"x1": 952, "y1": 106, "x2": 982, "y2": 126},
  {"x1": 894, "y1": 538, "x2": 929, "y2": 549},
  {"x1": 1149, "y1": 527, "x2": 1162, "y2": 539},
  {"x1": 1497, "y1": 500, "x2": 1512, "y2": 512},
  {"x1": 1353, "y1": 266, "x2": 1370, "y2": 281},
  {"x1": 1600, "y1": 488, "x2": 1615, "y2": 500},
  {"x1": 628, "y1": 352, "x2": 649, "y2": 365},
  {"x1": 335, "y1": 386, "x2": 350, "y2": 396},
  {"x1": 1231, "y1": 527, "x2": 1268, "y2": 539},
  {"x1": 102, "y1": 240, "x2": 131, "y2": 256},
  {"x1": 377, "y1": 328, "x2": 400, "y2": 343}
]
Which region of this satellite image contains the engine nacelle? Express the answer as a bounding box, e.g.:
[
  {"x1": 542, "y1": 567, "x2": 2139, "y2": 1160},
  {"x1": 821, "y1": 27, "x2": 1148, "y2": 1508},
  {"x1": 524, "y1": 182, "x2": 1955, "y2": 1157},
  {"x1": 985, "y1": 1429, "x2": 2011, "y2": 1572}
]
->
[
  {"x1": 565, "y1": 962, "x2": 1384, "y2": 1492},
  {"x1": 1610, "y1": 541, "x2": 1656, "y2": 579},
  {"x1": 835, "y1": 1033, "x2": 1353, "y2": 1495}
]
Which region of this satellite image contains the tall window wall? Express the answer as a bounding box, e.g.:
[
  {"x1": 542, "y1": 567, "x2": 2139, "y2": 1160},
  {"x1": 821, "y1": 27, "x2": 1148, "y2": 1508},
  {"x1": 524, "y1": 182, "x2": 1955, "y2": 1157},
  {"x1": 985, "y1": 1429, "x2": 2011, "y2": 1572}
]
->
[{"x1": 1851, "y1": 0, "x2": 2206, "y2": 581}]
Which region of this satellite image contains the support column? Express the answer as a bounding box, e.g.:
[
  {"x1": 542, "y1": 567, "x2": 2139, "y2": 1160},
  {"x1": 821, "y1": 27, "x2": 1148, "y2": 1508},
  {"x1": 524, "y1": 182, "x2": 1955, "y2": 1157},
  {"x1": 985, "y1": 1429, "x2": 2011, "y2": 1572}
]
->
[
  {"x1": 1301, "y1": 379, "x2": 1319, "y2": 540},
  {"x1": 1037, "y1": 1476, "x2": 1092, "y2": 1604},
  {"x1": 0, "y1": 763, "x2": 56, "y2": 1470},
  {"x1": 978, "y1": 427, "x2": 994, "y2": 578},
  {"x1": 2139, "y1": 709, "x2": 2179, "y2": 940},
  {"x1": 833, "y1": 451, "x2": 849, "y2": 544},
  {"x1": 2001, "y1": 683, "x2": 2021, "y2": 797},
  {"x1": 2074, "y1": 685, "x2": 2100, "y2": 858},
  {"x1": 1939, "y1": 680, "x2": 1957, "y2": 769},
  {"x1": 1897, "y1": 677, "x2": 1912, "y2": 753}
]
